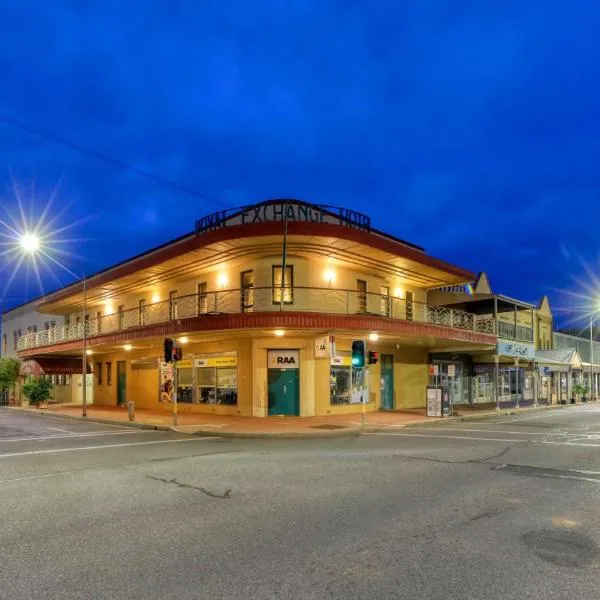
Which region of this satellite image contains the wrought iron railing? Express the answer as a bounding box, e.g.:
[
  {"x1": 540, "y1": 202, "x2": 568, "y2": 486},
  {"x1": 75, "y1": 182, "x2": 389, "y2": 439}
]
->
[
  {"x1": 497, "y1": 320, "x2": 534, "y2": 342},
  {"x1": 17, "y1": 286, "x2": 497, "y2": 350}
]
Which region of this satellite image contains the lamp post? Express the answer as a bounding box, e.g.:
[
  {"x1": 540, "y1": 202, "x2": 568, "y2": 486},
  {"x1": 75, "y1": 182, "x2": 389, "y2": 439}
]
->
[
  {"x1": 591, "y1": 317, "x2": 596, "y2": 402},
  {"x1": 19, "y1": 232, "x2": 89, "y2": 417}
]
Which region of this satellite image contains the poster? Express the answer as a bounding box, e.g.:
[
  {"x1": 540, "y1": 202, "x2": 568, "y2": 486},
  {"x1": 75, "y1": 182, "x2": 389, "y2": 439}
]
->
[
  {"x1": 447, "y1": 364, "x2": 456, "y2": 378},
  {"x1": 159, "y1": 362, "x2": 174, "y2": 403},
  {"x1": 429, "y1": 364, "x2": 439, "y2": 376},
  {"x1": 426, "y1": 386, "x2": 442, "y2": 417}
]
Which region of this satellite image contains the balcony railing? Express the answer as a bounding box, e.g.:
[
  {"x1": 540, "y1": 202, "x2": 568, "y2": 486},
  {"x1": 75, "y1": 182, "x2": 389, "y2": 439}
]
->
[
  {"x1": 497, "y1": 320, "x2": 534, "y2": 342},
  {"x1": 17, "y1": 287, "x2": 497, "y2": 351}
]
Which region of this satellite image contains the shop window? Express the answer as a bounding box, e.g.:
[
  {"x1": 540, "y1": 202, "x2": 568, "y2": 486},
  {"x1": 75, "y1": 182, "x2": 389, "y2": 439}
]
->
[
  {"x1": 96, "y1": 362, "x2": 103, "y2": 385},
  {"x1": 197, "y1": 282, "x2": 208, "y2": 314},
  {"x1": 106, "y1": 362, "x2": 112, "y2": 385},
  {"x1": 357, "y1": 279, "x2": 367, "y2": 313},
  {"x1": 65, "y1": 375, "x2": 72, "y2": 386},
  {"x1": 329, "y1": 352, "x2": 370, "y2": 404},
  {"x1": 241, "y1": 270, "x2": 254, "y2": 312},
  {"x1": 195, "y1": 354, "x2": 238, "y2": 405},
  {"x1": 272, "y1": 265, "x2": 293, "y2": 304},
  {"x1": 176, "y1": 360, "x2": 194, "y2": 403}
]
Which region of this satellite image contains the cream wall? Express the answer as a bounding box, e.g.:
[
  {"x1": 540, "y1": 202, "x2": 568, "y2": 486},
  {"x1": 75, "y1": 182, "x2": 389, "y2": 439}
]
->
[{"x1": 2, "y1": 306, "x2": 63, "y2": 358}]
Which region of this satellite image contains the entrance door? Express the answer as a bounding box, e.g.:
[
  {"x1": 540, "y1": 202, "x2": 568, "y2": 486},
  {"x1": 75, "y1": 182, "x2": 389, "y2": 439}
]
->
[
  {"x1": 117, "y1": 361, "x2": 126, "y2": 405},
  {"x1": 380, "y1": 354, "x2": 394, "y2": 409},
  {"x1": 267, "y1": 369, "x2": 299, "y2": 415}
]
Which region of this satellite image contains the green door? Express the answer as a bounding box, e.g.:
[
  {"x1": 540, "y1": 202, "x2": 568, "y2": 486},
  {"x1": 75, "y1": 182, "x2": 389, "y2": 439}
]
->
[
  {"x1": 117, "y1": 361, "x2": 126, "y2": 406},
  {"x1": 381, "y1": 354, "x2": 394, "y2": 409},
  {"x1": 268, "y1": 369, "x2": 299, "y2": 415}
]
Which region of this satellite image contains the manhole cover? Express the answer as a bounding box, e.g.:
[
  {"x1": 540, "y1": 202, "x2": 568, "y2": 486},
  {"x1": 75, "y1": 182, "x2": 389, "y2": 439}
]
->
[
  {"x1": 311, "y1": 424, "x2": 348, "y2": 430},
  {"x1": 522, "y1": 529, "x2": 599, "y2": 567}
]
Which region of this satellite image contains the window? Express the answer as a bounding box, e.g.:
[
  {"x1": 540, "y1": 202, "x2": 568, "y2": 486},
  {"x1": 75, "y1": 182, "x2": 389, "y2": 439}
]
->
[
  {"x1": 138, "y1": 299, "x2": 146, "y2": 326},
  {"x1": 195, "y1": 354, "x2": 238, "y2": 405},
  {"x1": 169, "y1": 291, "x2": 178, "y2": 320},
  {"x1": 32, "y1": 325, "x2": 38, "y2": 334},
  {"x1": 241, "y1": 270, "x2": 254, "y2": 312},
  {"x1": 197, "y1": 282, "x2": 208, "y2": 314},
  {"x1": 17, "y1": 329, "x2": 21, "y2": 340},
  {"x1": 27, "y1": 326, "x2": 32, "y2": 335},
  {"x1": 176, "y1": 361, "x2": 193, "y2": 403},
  {"x1": 50, "y1": 320, "x2": 55, "y2": 329},
  {"x1": 380, "y1": 286, "x2": 390, "y2": 316},
  {"x1": 272, "y1": 265, "x2": 293, "y2": 304},
  {"x1": 329, "y1": 353, "x2": 370, "y2": 405},
  {"x1": 405, "y1": 291, "x2": 414, "y2": 321},
  {"x1": 96, "y1": 311, "x2": 102, "y2": 333},
  {"x1": 44, "y1": 321, "x2": 49, "y2": 331},
  {"x1": 118, "y1": 305, "x2": 124, "y2": 329},
  {"x1": 65, "y1": 374, "x2": 72, "y2": 386},
  {"x1": 357, "y1": 279, "x2": 367, "y2": 313},
  {"x1": 106, "y1": 362, "x2": 112, "y2": 385},
  {"x1": 13, "y1": 331, "x2": 17, "y2": 351},
  {"x1": 65, "y1": 315, "x2": 70, "y2": 326},
  {"x1": 96, "y1": 362, "x2": 103, "y2": 385},
  {"x1": 2, "y1": 334, "x2": 6, "y2": 354}
]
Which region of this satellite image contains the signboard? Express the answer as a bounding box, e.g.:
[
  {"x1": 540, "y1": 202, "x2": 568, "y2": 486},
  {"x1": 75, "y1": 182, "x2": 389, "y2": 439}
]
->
[
  {"x1": 447, "y1": 364, "x2": 456, "y2": 378},
  {"x1": 426, "y1": 386, "x2": 442, "y2": 417},
  {"x1": 159, "y1": 362, "x2": 174, "y2": 403},
  {"x1": 428, "y1": 364, "x2": 439, "y2": 376},
  {"x1": 268, "y1": 350, "x2": 300, "y2": 369},
  {"x1": 442, "y1": 388, "x2": 451, "y2": 417},
  {"x1": 331, "y1": 355, "x2": 352, "y2": 367},
  {"x1": 195, "y1": 201, "x2": 371, "y2": 235},
  {"x1": 315, "y1": 335, "x2": 335, "y2": 358},
  {"x1": 195, "y1": 356, "x2": 237, "y2": 368},
  {"x1": 497, "y1": 340, "x2": 535, "y2": 360},
  {"x1": 175, "y1": 359, "x2": 193, "y2": 369}
]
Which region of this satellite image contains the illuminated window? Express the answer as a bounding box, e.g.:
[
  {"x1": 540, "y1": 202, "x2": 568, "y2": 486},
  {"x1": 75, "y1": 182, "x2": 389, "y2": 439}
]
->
[{"x1": 272, "y1": 265, "x2": 293, "y2": 304}]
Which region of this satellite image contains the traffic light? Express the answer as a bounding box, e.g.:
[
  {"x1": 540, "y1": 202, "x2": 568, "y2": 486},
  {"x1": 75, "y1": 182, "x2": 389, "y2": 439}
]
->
[
  {"x1": 351, "y1": 340, "x2": 365, "y2": 368},
  {"x1": 368, "y1": 351, "x2": 379, "y2": 365},
  {"x1": 164, "y1": 338, "x2": 174, "y2": 363},
  {"x1": 173, "y1": 346, "x2": 183, "y2": 362}
]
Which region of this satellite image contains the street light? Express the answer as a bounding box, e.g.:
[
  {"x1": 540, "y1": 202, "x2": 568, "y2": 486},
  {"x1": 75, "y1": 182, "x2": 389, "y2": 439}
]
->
[
  {"x1": 18, "y1": 232, "x2": 89, "y2": 417},
  {"x1": 591, "y1": 317, "x2": 597, "y2": 402}
]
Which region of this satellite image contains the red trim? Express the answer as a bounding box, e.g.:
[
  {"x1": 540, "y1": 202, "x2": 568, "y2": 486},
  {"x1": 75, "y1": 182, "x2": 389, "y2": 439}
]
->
[
  {"x1": 37, "y1": 222, "x2": 474, "y2": 308},
  {"x1": 17, "y1": 312, "x2": 496, "y2": 357}
]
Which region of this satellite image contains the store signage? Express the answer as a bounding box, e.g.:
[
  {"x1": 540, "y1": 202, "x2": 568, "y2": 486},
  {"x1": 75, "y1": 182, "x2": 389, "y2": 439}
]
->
[
  {"x1": 447, "y1": 364, "x2": 456, "y2": 378},
  {"x1": 428, "y1": 364, "x2": 439, "y2": 376},
  {"x1": 497, "y1": 340, "x2": 535, "y2": 359},
  {"x1": 331, "y1": 356, "x2": 352, "y2": 367},
  {"x1": 175, "y1": 359, "x2": 193, "y2": 369},
  {"x1": 268, "y1": 350, "x2": 300, "y2": 369},
  {"x1": 315, "y1": 335, "x2": 335, "y2": 358},
  {"x1": 195, "y1": 201, "x2": 371, "y2": 235},
  {"x1": 195, "y1": 356, "x2": 238, "y2": 368}
]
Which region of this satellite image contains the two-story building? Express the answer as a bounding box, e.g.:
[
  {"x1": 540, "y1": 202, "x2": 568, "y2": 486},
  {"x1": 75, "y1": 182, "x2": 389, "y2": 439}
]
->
[{"x1": 4, "y1": 199, "x2": 497, "y2": 416}]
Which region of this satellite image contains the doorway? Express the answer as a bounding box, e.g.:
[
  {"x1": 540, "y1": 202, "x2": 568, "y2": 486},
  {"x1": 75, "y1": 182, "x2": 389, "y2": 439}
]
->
[
  {"x1": 380, "y1": 354, "x2": 394, "y2": 409},
  {"x1": 267, "y1": 369, "x2": 299, "y2": 415},
  {"x1": 117, "y1": 360, "x2": 126, "y2": 405}
]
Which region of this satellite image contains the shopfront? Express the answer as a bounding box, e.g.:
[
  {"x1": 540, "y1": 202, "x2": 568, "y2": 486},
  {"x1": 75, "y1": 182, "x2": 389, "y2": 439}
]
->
[
  {"x1": 329, "y1": 352, "x2": 370, "y2": 405},
  {"x1": 267, "y1": 350, "x2": 299, "y2": 416},
  {"x1": 428, "y1": 358, "x2": 470, "y2": 405}
]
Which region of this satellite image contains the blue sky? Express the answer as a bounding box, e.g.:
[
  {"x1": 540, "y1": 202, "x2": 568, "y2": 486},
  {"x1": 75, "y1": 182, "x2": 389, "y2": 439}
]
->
[{"x1": 1, "y1": 1, "x2": 599, "y2": 323}]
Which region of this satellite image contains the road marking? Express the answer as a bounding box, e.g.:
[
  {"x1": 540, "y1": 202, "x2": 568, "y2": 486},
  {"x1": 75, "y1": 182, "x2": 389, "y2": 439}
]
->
[
  {"x1": 46, "y1": 427, "x2": 72, "y2": 433},
  {"x1": 0, "y1": 430, "x2": 154, "y2": 444},
  {"x1": 0, "y1": 471, "x2": 75, "y2": 484},
  {"x1": 0, "y1": 437, "x2": 212, "y2": 458},
  {"x1": 404, "y1": 427, "x2": 553, "y2": 436},
  {"x1": 494, "y1": 412, "x2": 563, "y2": 424},
  {"x1": 366, "y1": 432, "x2": 524, "y2": 442}
]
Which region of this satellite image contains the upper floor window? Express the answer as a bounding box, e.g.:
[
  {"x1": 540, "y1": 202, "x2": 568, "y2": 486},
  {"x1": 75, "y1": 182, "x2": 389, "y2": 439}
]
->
[
  {"x1": 13, "y1": 331, "x2": 17, "y2": 350},
  {"x1": 241, "y1": 270, "x2": 254, "y2": 312},
  {"x1": 380, "y1": 285, "x2": 390, "y2": 317},
  {"x1": 32, "y1": 325, "x2": 38, "y2": 334},
  {"x1": 27, "y1": 326, "x2": 32, "y2": 335},
  {"x1": 118, "y1": 305, "x2": 124, "y2": 329},
  {"x1": 272, "y1": 265, "x2": 293, "y2": 304},
  {"x1": 405, "y1": 291, "x2": 414, "y2": 321},
  {"x1": 198, "y1": 282, "x2": 208, "y2": 314},
  {"x1": 169, "y1": 291, "x2": 178, "y2": 320},
  {"x1": 357, "y1": 279, "x2": 367, "y2": 313},
  {"x1": 2, "y1": 334, "x2": 7, "y2": 354},
  {"x1": 65, "y1": 315, "x2": 70, "y2": 326},
  {"x1": 44, "y1": 321, "x2": 49, "y2": 331},
  {"x1": 139, "y1": 299, "x2": 146, "y2": 326}
]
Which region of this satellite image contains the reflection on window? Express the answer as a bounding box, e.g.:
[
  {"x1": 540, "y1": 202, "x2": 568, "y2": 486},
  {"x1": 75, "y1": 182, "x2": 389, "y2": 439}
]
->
[
  {"x1": 272, "y1": 265, "x2": 293, "y2": 304},
  {"x1": 196, "y1": 364, "x2": 238, "y2": 405}
]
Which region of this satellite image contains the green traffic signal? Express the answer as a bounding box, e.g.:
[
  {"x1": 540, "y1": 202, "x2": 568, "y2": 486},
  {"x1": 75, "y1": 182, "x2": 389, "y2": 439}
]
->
[{"x1": 351, "y1": 340, "x2": 365, "y2": 368}]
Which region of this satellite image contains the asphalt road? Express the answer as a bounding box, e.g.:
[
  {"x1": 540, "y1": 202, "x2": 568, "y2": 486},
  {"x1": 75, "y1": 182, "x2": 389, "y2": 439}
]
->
[{"x1": 3, "y1": 406, "x2": 600, "y2": 599}]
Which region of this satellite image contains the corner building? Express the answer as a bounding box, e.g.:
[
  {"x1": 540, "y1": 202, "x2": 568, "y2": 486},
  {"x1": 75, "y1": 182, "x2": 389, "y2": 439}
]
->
[{"x1": 10, "y1": 199, "x2": 497, "y2": 416}]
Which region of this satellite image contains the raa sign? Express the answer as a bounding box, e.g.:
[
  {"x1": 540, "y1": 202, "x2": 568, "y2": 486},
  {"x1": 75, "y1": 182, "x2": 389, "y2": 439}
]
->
[{"x1": 268, "y1": 350, "x2": 300, "y2": 369}]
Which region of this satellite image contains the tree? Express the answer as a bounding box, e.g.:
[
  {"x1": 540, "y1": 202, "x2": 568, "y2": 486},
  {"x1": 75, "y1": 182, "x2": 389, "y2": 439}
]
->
[
  {"x1": 0, "y1": 358, "x2": 21, "y2": 396},
  {"x1": 22, "y1": 378, "x2": 53, "y2": 407}
]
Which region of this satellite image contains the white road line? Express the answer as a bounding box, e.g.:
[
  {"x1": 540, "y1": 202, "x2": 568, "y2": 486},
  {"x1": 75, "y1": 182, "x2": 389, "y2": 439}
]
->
[
  {"x1": 367, "y1": 432, "x2": 524, "y2": 442},
  {"x1": 404, "y1": 427, "x2": 554, "y2": 436},
  {"x1": 0, "y1": 437, "x2": 212, "y2": 458},
  {"x1": 0, "y1": 471, "x2": 75, "y2": 484},
  {"x1": 494, "y1": 412, "x2": 564, "y2": 424},
  {"x1": 46, "y1": 427, "x2": 72, "y2": 433},
  {"x1": 0, "y1": 430, "x2": 155, "y2": 444}
]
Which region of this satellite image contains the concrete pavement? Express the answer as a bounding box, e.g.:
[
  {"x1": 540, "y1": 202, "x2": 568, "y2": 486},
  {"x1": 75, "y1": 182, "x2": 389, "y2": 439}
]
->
[{"x1": 2, "y1": 406, "x2": 600, "y2": 598}]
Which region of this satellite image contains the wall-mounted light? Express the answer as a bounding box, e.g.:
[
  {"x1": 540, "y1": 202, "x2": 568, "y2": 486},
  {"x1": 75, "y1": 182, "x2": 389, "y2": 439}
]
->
[
  {"x1": 104, "y1": 300, "x2": 114, "y2": 315},
  {"x1": 324, "y1": 269, "x2": 335, "y2": 286},
  {"x1": 151, "y1": 293, "x2": 161, "y2": 303},
  {"x1": 369, "y1": 333, "x2": 379, "y2": 342},
  {"x1": 123, "y1": 344, "x2": 132, "y2": 351},
  {"x1": 85, "y1": 349, "x2": 93, "y2": 356},
  {"x1": 178, "y1": 336, "x2": 189, "y2": 344},
  {"x1": 274, "y1": 329, "x2": 285, "y2": 337},
  {"x1": 394, "y1": 287, "x2": 403, "y2": 298},
  {"x1": 217, "y1": 273, "x2": 228, "y2": 289}
]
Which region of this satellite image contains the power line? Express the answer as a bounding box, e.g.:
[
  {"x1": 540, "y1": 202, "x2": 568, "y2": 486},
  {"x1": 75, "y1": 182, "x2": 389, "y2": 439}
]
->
[{"x1": 0, "y1": 112, "x2": 227, "y2": 208}]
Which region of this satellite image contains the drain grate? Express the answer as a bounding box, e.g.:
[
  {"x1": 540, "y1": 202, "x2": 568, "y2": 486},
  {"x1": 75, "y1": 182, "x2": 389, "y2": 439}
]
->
[{"x1": 311, "y1": 424, "x2": 348, "y2": 430}]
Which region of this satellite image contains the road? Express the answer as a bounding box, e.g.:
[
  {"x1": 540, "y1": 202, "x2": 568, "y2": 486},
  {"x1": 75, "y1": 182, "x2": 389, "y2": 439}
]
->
[{"x1": 2, "y1": 406, "x2": 600, "y2": 599}]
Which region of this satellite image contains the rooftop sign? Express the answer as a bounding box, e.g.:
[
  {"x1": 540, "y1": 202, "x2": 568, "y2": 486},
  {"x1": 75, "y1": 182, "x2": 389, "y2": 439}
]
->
[{"x1": 195, "y1": 200, "x2": 370, "y2": 235}]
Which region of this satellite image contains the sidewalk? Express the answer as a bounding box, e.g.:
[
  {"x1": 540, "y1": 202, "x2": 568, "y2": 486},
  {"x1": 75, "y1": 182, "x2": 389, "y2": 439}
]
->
[{"x1": 9, "y1": 401, "x2": 566, "y2": 438}]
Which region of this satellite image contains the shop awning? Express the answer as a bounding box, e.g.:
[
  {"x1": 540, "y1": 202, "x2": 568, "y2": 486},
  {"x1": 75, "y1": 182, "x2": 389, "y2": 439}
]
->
[
  {"x1": 535, "y1": 349, "x2": 583, "y2": 371},
  {"x1": 20, "y1": 357, "x2": 92, "y2": 376}
]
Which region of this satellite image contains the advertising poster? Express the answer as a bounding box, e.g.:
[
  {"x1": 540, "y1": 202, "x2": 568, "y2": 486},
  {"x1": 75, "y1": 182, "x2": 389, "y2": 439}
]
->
[{"x1": 159, "y1": 362, "x2": 174, "y2": 403}]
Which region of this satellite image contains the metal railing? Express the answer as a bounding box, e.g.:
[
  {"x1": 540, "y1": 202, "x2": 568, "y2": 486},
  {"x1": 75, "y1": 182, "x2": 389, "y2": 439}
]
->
[
  {"x1": 17, "y1": 286, "x2": 497, "y2": 350},
  {"x1": 497, "y1": 320, "x2": 534, "y2": 342}
]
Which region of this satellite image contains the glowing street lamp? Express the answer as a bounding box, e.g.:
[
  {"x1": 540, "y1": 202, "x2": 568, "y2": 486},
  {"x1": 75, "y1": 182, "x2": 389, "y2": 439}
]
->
[{"x1": 19, "y1": 232, "x2": 40, "y2": 254}]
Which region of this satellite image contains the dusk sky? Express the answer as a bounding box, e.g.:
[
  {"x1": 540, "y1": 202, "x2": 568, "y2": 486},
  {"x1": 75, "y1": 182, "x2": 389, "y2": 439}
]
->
[{"x1": 1, "y1": 1, "x2": 599, "y2": 324}]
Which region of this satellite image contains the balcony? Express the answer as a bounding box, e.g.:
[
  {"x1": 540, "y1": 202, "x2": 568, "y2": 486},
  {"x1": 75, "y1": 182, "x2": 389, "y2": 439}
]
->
[
  {"x1": 497, "y1": 320, "x2": 534, "y2": 342},
  {"x1": 17, "y1": 286, "x2": 496, "y2": 351}
]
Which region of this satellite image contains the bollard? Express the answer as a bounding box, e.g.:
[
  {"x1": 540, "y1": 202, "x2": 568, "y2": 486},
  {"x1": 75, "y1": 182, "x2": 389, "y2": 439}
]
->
[{"x1": 127, "y1": 400, "x2": 135, "y2": 422}]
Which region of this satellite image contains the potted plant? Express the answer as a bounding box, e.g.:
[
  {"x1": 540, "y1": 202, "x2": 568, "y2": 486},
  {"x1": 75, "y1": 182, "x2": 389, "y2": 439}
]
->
[
  {"x1": 572, "y1": 383, "x2": 588, "y2": 403},
  {"x1": 21, "y1": 378, "x2": 53, "y2": 408}
]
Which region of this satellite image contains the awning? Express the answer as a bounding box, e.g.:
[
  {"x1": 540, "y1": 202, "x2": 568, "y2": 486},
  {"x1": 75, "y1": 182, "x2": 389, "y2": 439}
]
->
[
  {"x1": 20, "y1": 357, "x2": 92, "y2": 376},
  {"x1": 535, "y1": 349, "x2": 583, "y2": 372}
]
